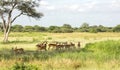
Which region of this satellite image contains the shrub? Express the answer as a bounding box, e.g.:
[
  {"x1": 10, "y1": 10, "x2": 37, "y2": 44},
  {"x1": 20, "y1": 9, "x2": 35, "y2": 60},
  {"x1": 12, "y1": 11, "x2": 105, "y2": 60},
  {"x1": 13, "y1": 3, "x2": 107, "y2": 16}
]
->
[
  {"x1": 85, "y1": 40, "x2": 120, "y2": 60},
  {"x1": 11, "y1": 62, "x2": 38, "y2": 70}
]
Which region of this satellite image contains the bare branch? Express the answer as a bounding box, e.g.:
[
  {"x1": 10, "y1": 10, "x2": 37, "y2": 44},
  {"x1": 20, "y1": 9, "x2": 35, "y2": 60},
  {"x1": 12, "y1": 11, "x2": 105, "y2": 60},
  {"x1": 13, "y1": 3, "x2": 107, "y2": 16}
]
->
[
  {"x1": 6, "y1": 1, "x2": 18, "y2": 31},
  {"x1": 11, "y1": 12, "x2": 23, "y2": 23},
  {"x1": 8, "y1": 1, "x2": 17, "y2": 19}
]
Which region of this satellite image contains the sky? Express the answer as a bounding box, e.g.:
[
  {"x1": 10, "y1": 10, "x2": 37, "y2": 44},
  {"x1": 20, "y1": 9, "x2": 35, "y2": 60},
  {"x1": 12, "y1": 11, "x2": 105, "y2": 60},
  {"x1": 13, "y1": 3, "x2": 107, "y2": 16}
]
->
[{"x1": 13, "y1": 0, "x2": 120, "y2": 27}]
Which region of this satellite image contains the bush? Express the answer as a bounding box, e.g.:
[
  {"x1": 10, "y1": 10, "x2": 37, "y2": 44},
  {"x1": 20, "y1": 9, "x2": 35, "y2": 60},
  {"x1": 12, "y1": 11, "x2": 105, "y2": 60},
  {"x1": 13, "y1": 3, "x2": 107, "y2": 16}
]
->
[
  {"x1": 85, "y1": 40, "x2": 120, "y2": 60},
  {"x1": 113, "y1": 24, "x2": 120, "y2": 32},
  {"x1": 11, "y1": 62, "x2": 38, "y2": 70}
]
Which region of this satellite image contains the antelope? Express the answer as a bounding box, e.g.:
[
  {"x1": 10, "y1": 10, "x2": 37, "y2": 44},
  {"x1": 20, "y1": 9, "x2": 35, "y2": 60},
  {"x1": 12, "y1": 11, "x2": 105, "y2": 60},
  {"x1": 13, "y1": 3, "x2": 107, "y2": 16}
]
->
[
  {"x1": 48, "y1": 43, "x2": 57, "y2": 50},
  {"x1": 36, "y1": 43, "x2": 47, "y2": 51},
  {"x1": 70, "y1": 42, "x2": 75, "y2": 48},
  {"x1": 64, "y1": 44, "x2": 71, "y2": 49},
  {"x1": 48, "y1": 41, "x2": 67, "y2": 50},
  {"x1": 36, "y1": 40, "x2": 48, "y2": 51},
  {"x1": 77, "y1": 42, "x2": 81, "y2": 48},
  {"x1": 12, "y1": 47, "x2": 24, "y2": 54},
  {"x1": 56, "y1": 44, "x2": 65, "y2": 50}
]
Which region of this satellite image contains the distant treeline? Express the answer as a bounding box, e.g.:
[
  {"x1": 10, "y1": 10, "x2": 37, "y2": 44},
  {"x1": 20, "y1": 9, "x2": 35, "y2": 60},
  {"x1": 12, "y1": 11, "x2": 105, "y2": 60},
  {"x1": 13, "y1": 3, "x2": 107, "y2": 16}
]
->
[{"x1": 0, "y1": 23, "x2": 120, "y2": 33}]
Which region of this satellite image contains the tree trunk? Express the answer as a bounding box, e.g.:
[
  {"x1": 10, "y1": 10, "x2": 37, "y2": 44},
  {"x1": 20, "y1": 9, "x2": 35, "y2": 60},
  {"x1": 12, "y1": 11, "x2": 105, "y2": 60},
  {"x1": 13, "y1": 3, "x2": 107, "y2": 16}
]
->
[
  {"x1": 3, "y1": 31, "x2": 9, "y2": 42},
  {"x1": 3, "y1": 23, "x2": 11, "y2": 43}
]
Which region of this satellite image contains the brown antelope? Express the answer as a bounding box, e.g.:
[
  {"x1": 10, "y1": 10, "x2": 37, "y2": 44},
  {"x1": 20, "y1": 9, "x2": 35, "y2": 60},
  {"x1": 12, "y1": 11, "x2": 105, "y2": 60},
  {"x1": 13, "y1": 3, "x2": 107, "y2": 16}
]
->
[
  {"x1": 70, "y1": 42, "x2": 75, "y2": 48},
  {"x1": 36, "y1": 43, "x2": 47, "y2": 51},
  {"x1": 12, "y1": 47, "x2": 24, "y2": 54},
  {"x1": 77, "y1": 42, "x2": 81, "y2": 48},
  {"x1": 48, "y1": 41, "x2": 66, "y2": 50},
  {"x1": 56, "y1": 44, "x2": 65, "y2": 50},
  {"x1": 64, "y1": 44, "x2": 71, "y2": 49},
  {"x1": 42, "y1": 41, "x2": 48, "y2": 44},
  {"x1": 36, "y1": 40, "x2": 48, "y2": 51},
  {"x1": 48, "y1": 43, "x2": 57, "y2": 50},
  {"x1": 62, "y1": 42, "x2": 69, "y2": 49}
]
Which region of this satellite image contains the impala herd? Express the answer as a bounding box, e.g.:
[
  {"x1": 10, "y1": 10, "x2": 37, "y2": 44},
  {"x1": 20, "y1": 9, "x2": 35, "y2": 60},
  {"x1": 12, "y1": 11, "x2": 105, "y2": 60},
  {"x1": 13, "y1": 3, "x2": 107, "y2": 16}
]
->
[
  {"x1": 12, "y1": 41, "x2": 81, "y2": 54},
  {"x1": 36, "y1": 41, "x2": 81, "y2": 51}
]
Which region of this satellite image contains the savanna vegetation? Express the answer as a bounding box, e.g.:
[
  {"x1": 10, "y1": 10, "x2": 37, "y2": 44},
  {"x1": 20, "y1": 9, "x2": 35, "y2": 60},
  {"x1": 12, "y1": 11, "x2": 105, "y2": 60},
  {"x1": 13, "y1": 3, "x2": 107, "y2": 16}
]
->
[
  {"x1": 0, "y1": 32, "x2": 120, "y2": 70},
  {"x1": 1, "y1": 23, "x2": 120, "y2": 33},
  {"x1": 0, "y1": 1, "x2": 120, "y2": 70}
]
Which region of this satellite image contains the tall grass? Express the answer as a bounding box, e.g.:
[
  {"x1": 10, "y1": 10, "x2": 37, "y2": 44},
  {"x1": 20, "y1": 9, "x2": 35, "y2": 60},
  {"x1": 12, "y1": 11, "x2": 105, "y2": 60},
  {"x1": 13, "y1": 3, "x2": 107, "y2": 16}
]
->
[
  {"x1": 0, "y1": 40, "x2": 120, "y2": 70},
  {"x1": 10, "y1": 62, "x2": 38, "y2": 70},
  {"x1": 0, "y1": 32, "x2": 120, "y2": 70},
  {"x1": 85, "y1": 40, "x2": 120, "y2": 61}
]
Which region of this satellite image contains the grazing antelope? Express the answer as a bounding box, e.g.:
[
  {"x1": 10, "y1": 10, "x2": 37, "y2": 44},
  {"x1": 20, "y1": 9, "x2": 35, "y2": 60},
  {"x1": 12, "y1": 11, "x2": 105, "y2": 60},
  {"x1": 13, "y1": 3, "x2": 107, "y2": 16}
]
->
[
  {"x1": 42, "y1": 41, "x2": 48, "y2": 44},
  {"x1": 12, "y1": 47, "x2": 24, "y2": 54},
  {"x1": 36, "y1": 43, "x2": 47, "y2": 51},
  {"x1": 70, "y1": 42, "x2": 75, "y2": 48},
  {"x1": 64, "y1": 44, "x2": 71, "y2": 49},
  {"x1": 48, "y1": 43, "x2": 57, "y2": 50},
  {"x1": 77, "y1": 42, "x2": 81, "y2": 48},
  {"x1": 62, "y1": 42, "x2": 67, "y2": 45},
  {"x1": 36, "y1": 40, "x2": 48, "y2": 51},
  {"x1": 56, "y1": 44, "x2": 64, "y2": 50}
]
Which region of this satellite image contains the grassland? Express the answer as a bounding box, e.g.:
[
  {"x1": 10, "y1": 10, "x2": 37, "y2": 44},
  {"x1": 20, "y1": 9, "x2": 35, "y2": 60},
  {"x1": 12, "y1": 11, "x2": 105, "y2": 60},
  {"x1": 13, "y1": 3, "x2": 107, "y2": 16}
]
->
[{"x1": 0, "y1": 32, "x2": 120, "y2": 70}]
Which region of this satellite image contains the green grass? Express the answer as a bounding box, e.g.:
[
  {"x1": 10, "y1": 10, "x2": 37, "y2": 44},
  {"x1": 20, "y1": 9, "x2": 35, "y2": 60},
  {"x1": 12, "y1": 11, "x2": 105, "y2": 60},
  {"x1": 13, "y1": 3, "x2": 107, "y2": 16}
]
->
[
  {"x1": 0, "y1": 32, "x2": 120, "y2": 70},
  {"x1": 85, "y1": 40, "x2": 120, "y2": 61},
  {"x1": 0, "y1": 40, "x2": 120, "y2": 70},
  {"x1": 10, "y1": 62, "x2": 39, "y2": 70}
]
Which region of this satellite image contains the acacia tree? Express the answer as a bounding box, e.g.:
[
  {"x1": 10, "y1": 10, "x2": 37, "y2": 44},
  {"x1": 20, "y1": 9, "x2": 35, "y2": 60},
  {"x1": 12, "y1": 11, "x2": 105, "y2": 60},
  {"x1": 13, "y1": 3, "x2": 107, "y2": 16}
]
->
[{"x1": 0, "y1": 0, "x2": 43, "y2": 42}]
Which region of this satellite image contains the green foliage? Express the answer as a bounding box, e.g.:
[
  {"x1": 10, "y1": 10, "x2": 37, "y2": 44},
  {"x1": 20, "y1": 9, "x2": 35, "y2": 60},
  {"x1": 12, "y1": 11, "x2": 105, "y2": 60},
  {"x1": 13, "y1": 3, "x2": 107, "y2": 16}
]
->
[
  {"x1": 80, "y1": 23, "x2": 89, "y2": 28},
  {"x1": 11, "y1": 62, "x2": 38, "y2": 70},
  {"x1": 62, "y1": 24, "x2": 72, "y2": 29},
  {"x1": 78, "y1": 24, "x2": 113, "y2": 33},
  {"x1": 23, "y1": 26, "x2": 34, "y2": 32},
  {"x1": 34, "y1": 25, "x2": 46, "y2": 32},
  {"x1": 85, "y1": 40, "x2": 120, "y2": 60},
  {"x1": 9, "y1": 23, "x2": 120, "y2": 33},
  {"x1": 11, "y1": 25, "x2": 23, "y2": 32},
  {"x1": 61, "y1": 28, "x2": 73, "y2": 33},
  {"x1": 52, "y1": 27, "x2": 62, "y2": 33},
  {"x1": 89, "y1": 28, "x2": 98, "y2": 33},
  {"x1": 15, "y1": 0, "x2": 43, "y2": 19},
  {"x1": 47, "y1": 24, "x2": 73, "y2": 33},
  {"x1": 113, "y1": 24, "x2": 120, "y2": 32},
  {"x1": 97, "y1": 25, "x2": 107, "y2": 32},
  {"x1": 0, "y1": 40, "x2": 120, "y2": 70},
  {"x1": 48, "y1": 26, "x2": 61, "y2": 33},
  {"x1": 61, "y1": 24, "x2": 73, "y2": 33}
]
